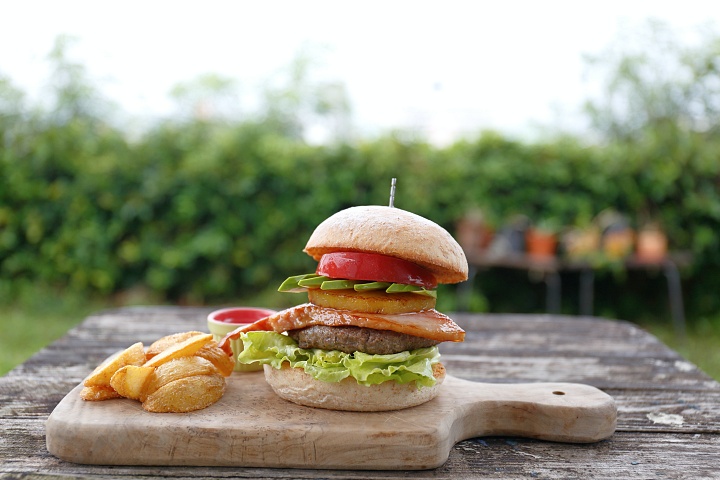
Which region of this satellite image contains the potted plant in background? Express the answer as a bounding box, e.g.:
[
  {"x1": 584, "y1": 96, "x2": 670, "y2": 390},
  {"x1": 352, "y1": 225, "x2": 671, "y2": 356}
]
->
[
  {"x1": 636, "y1": 221, "x2": 668, "y2": 263},
  {"x1": 486, "y1": 214, "x2": 530, "y2": 258},
  {"x1": 562, "y1": 211, "x2": 602, "y2": 263},
  {"x1": 526, "y1": 217, "x2": 561, "y2": 259},
  {"x1": 596, "y1": 209, "x2": 635, "y2": 261},
  {"x1": 456, "y1": 207, "x2": 495, "y2": 256}
]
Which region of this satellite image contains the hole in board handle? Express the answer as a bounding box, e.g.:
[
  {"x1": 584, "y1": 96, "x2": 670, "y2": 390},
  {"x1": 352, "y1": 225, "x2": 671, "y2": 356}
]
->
[{"x1": 552, "y1": 391, "x2": 566, "y2": 395}]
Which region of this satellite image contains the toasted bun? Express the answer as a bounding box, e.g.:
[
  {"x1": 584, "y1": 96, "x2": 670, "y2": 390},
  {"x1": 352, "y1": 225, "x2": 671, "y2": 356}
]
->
[
  {"x1": 263, "y1": 363, "x2": 446, "y2": 412},
  {"x1": 304, "y1": 206, "x2": 468, "y2": 284}
]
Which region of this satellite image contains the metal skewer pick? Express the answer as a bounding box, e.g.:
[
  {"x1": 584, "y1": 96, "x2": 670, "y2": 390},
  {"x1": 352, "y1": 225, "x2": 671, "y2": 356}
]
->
[{"x1": 389, "y1": 178, "x2": 397, "y2": 208}]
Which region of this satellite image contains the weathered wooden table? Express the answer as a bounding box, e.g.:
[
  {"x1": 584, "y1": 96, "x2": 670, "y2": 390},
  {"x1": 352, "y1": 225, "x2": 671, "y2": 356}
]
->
[{"x1": 2, "y1": 307, "x2": 719, "y2": 478}]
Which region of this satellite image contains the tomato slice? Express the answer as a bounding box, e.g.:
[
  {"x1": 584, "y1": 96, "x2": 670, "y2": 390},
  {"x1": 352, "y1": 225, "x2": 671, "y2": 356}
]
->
[{"x1": 316, "y1": 252, "x2": 437, "y2": 290}]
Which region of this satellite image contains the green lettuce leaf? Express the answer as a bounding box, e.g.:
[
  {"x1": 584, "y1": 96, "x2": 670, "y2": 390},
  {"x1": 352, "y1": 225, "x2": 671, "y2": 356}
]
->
[{"x1": 237, "y1": 331, "x2": 441, "y2": 388}]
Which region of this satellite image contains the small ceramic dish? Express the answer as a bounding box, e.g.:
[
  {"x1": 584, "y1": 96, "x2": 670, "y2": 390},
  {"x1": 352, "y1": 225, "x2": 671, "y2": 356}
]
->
[{"x1": 207, "y1": 307, "x2": 276, "y2": 372}]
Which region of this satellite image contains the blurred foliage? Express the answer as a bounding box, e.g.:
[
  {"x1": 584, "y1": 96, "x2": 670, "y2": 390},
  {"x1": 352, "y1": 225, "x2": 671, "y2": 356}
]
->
[
  {"x1": 170, "y1": 73, "x2": 241, "y2": 120},
  {"x1": 584, "y1": 19, "x2": 720, "y2": 141},
  {"x1": 1, "y1": 23, "x2": 720, "y2": 325}
]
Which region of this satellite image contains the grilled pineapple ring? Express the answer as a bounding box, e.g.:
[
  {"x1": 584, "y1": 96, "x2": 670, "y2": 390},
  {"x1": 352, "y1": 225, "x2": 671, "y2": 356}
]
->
[{"x1": 308, "y1": 288, "x2": 436, "y2": 314}]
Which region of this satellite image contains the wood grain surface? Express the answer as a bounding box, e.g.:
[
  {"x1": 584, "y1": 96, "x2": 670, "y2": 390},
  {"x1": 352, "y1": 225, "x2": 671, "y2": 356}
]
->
[
  {"x1": 2, "y1": 307, "x2": 719, "y2": 478},
  {"x1": 45, "y1": 371, "x2": 616, "y2": 469}
]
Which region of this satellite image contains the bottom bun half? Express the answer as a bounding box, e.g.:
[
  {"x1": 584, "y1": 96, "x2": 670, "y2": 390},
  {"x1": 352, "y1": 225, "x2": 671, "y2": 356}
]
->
[{"x1": 263, "y1": 362, "x2": 446, "y2": 412}]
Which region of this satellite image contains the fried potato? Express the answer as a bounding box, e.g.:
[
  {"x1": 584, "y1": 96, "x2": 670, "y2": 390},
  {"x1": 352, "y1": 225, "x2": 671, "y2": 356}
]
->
[
  {"x1": 142, "y1": 373, "x2": 226, "y2": 413},
  {"x1": 143, "y1": 356, "x2": 218, "y2": 399},
  {"x1": 83, "y1": 342, "x2": 146, "y2": 388},
  {"x1": 195, "y1": 341, "x2": 235, "y2": 377},
  {"x1": 81, "y1": 331, "x2": 229, "y2": 413},
  {"x1": 145, "y1": 331, "x2": 205, "y2": 360},
  {"x1": 110, "y1": 365, "x2": 155, "y2": 400},
  {"x1": 80, "y1": 385, "x2": 122, "y2": 401},
  {"x1": 143, "y1": 333, "x2": 213, "y2": 368}
]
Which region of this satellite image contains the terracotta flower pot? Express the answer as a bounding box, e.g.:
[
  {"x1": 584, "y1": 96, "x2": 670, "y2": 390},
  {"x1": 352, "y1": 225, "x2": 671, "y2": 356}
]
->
[
  {"x1": 636, "y1": 227, "x2": 668, "y2": 262},
  {"x1": 526, "y1": 228, "x2": 558, "y2": 258}
]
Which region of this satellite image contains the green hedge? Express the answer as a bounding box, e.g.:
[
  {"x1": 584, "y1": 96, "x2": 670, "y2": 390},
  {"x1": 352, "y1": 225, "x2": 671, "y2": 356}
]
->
[{"x1": 2, "y1": 116, "x2": 719, "y2": 321}]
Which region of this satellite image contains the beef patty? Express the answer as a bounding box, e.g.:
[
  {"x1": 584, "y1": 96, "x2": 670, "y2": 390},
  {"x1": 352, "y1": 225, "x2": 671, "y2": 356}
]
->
[{"x1": 288, "y1": 325, "x2": 440, "y2": 355}]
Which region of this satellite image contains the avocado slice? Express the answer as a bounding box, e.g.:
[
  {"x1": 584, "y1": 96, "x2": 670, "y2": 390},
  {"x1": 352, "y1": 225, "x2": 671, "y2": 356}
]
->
[
  {"x1": 278, "y1": 273, "x2": 321, "y2": 292},
  {"x1": 278, "y1": 274, "x2": 436, "y2": 297},
  {"x1": 354, "y1": 281, "x2": 392, "y2": 292}
]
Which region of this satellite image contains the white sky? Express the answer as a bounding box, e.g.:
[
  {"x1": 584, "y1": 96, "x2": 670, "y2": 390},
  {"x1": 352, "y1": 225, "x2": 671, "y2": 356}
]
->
[{"x1": 1, "y1": 0, "x2": 718, "y2": 142}]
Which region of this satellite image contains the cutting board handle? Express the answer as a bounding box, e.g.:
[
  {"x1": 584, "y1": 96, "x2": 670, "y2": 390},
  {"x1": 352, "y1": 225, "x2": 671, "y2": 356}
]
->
[{"x1": 449, "y1": 378, "x2": 617, "y2": 444}]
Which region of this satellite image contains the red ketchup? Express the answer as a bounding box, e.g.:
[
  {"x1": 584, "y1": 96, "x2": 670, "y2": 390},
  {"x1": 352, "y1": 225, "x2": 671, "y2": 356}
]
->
[{"x1": 208, "y1": 307, "x2": 276, "y2": 324}]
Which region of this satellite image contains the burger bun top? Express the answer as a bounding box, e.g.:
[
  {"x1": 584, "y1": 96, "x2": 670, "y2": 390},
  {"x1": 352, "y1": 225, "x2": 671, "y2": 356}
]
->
[{"x1": 304, "y1": 205, "x2": 468, "y2": 284}]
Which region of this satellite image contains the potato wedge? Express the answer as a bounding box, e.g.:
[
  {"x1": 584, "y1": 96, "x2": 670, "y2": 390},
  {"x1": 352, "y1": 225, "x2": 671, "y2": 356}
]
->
[
  {"x1": 110, "y1": 365, "x2": 155, "y2": 400},
  {"x1": 143, "y1": 333, "x2": 213, "y2": 368},
  {"x1": 83, "y1": 342, "x2": 146, "y2": 388},
  {"x1": 145, "y1": 331, "x2": 205, "y2": 360},
  {"x1": 143, "y1": 356, "x2": 218, "y2": 399},
  {"x1": 80, "y1": 332, "x2": 230, "y2": 412},
  {"x1": 195, "y1": 341, "x2": 235, "y2": 377},
  {"x1": 80, "y1": 385, "x2": 121, "y2": 401},
  {"x1": 142, "y1": 374, "x2": 225, "y2": 413}
]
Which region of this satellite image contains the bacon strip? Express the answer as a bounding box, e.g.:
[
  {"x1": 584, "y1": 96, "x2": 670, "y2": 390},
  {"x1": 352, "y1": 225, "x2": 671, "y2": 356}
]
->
[
  {"x1": 219, "y1": 303, "x2": 464, "y2": 353},
  {"x1": 218, "y1": 316, "x2": 272, "y2": 355}
]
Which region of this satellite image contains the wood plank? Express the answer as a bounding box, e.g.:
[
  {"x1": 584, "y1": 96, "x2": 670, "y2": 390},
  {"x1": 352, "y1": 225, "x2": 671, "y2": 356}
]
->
[
  {"x1": 608, "y1": 389, "x2": 720, "y2": 433},
  {"x1": 452, "y1": 313, "x2": 681, "y2": 356},
  {"x1": 439, "y1": 432, "x2": 720, "y2": 480},
  {"x1": 440, "y1": 352, "x2": 716, "y2": 391}
]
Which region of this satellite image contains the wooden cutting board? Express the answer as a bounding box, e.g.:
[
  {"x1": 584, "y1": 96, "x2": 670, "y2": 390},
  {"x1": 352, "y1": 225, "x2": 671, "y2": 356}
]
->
[{"x1": 46, "y1": 371, "x2": 616, "y2": 470}]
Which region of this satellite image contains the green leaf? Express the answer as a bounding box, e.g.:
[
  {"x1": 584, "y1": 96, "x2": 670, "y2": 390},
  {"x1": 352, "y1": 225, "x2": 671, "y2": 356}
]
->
[{"x1": 237, "y1": 331, "x2": 441, "y2": 387}]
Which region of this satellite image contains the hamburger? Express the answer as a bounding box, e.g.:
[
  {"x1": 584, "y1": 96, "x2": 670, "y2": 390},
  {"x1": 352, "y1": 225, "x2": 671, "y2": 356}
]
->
[{"x1": 219, "y1": 205, "x2": 468, "y2": 411}]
